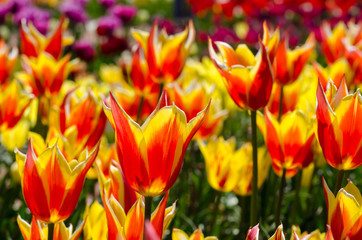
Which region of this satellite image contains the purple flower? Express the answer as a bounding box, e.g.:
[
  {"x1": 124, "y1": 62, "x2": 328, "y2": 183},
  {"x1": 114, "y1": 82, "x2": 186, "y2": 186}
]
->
[
  {"x1": 110, "y1": 4, "x2": 137, "y2": 22},
  {"x1": 97, "y1": 15, "x2": 122, "y2": 36},
  {"x1": 13, "y1": 5, "x2": 51, "y2": 34},
  {"x1": 73, "y1": 39, "x2": 95, "y2": 61},
  {"x1": 0, "y1": 2, "x2": 13, "y2": 23},
  {"x1": 59, "y1": 1, "x2": 88, "y2": 23},
  {"x1": 211, "y1": 26, "x2": 240, "y2": 44},
  {"x1": 98, "y1": 0, "x2": 116, "y2": 8}
]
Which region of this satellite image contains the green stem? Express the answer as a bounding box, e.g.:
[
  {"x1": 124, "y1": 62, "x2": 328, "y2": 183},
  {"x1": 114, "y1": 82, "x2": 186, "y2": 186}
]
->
[
  {"x1": 48, "y1": 223, "x2": 54, "y2": 240},
  {"x1": 158, "y1": 83, "x2": 164, "y2": 99},
  {"x1": 210, "y1": 191, "x2": 222, "y2": 235},
  {"x1": 238, "y1": 196, "x2": 248, "y2": 238},
  {"x1": 278, "y1": 86, "x2": 284, "y2": 122},
  {"x1": 136, "y1": 95, "x2": 145, "y2": 123},
  {"x1": 334, "y1": 169, "x2": 345, "y2": 195},
  {"x1": 250, "y1": 110, "x2": 258, "y2": 226},
  {"x1": 144, "y1": 196, "x2": 153, "y2": 239},
  {"x1": 275, "y1": 168, "x2": 286, "y2": 226},
  {"x1": 290, "y1": 171, "x2": 302, "y2": 224}
]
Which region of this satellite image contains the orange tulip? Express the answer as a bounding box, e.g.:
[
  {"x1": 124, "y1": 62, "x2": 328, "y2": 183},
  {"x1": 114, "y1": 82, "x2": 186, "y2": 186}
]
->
[
  {"x1": 20, "y1": 16, "x2": 73, "y2": 60},
  {"x1": 17, "y1": 215, "x2": 85, "y2": 240},
  {"x1": 15, "y1": 140, "x2": 99, "y2": 223},
  {"x1": 130, "y1": 46, "x2": 160, "y2": 96},
  {"x1": 0, "y1": 80, "x2": 34, "y2": 131},
  {"x1": 267, "y1": 82, "x2": 299, "y2": 117},
  {"x1": 50, "y1": 88, "x2": 107, "y2": 150},
  {"x1": 319, "y1": 22, "x2": 346, "y2": 64},
  {"x1": 316, "y1": 78, "x2": 362, "y2": 170},
  {"x1": 111, "y1": 84, "x2": 159, "y2": 122},
  {"x1": 262, "y1": 21, "x2": 280, "y2": 63},
  {"x1": 0, "y1": 40, "x2": 18, "y2": 86},
  {"x1": 132, "y1": 20, "x2": 195, "y2": 83},
  {"x1": 97, "y1": 160, "x2": 138, "y2": 214},
  {"x1": 208, "y1": 38, "x2": 273, "y2": 110},
  {"x1": 104, "y1": 90, "x2": 209, "y2": 196},
  {"x1": 258, "y1": 108, "x2": 314, "y2": 178},
  {"x1": 273, "y1": 34, "x2": 314, "y2": 85},
  {"x1": 323, "y1": 178, "x2": 362, "y2": 240},
  {"x1": 103, "y1": 192, "x2": 176, "y2": 240},
  {"x1": 168, "y1": 82, "x2": 227, "y2": 140},
  {"x1": 21, "y1": 53, "x2": 77, "y2": 98}
]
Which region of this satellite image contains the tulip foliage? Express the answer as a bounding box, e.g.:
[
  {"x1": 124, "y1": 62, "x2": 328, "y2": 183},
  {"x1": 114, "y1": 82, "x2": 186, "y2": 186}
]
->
[{"x1": 0, "y1": 2, "x2": 361, "y2": 240}]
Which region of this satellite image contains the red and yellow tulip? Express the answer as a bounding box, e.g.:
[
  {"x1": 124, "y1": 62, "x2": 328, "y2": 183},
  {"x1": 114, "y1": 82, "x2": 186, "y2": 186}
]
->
[
  {"x1": 172, "y1": 228, "x2": 218, "y2": 240},
  {"x1": 168, "y1": 81, "x2": 227, "y2": 140},
  {"x1": 132, "y1": 20, "x2": 195, "y2": 83},
  {"x1": 316, "y1": 78, "x2": 362, "y2": 170},
  {"x1": 273, "y1": 34, "x2": 315, "y2": 85},
  {"x1": 262, "y1": 21, "x2": 280, "y2": 63},
  {"x1": 0, "y1": 40, "x2": 18, "y2": 86},
  {"x1": 313, "y1": 59, "x2": 353, "y2": 90},
  {"x1": 246, "y1": 224, "x2": 285, "y2": 240},
  {"x1": 0, "y1": 80, "x2": 34, "y2": 132},
  {"x1": 104, "y1": 90, "x2": 209, "y2": 196},
  {"x1": 198, "y1": 137, "x2": 244, "y2": 192},
  {"x1": 233, "y1": 142, "x2": 271, "y2": 196},
  {"x1": 97, "y1": 160, "x2": 138, "y2": 214},
  {"x1": 323, "y1": 178, "x2": 362, "y2": 240},
  {"x1": 258, "y1": 108, "x2": 314, "y2": 178},
  {"x1": 319, "y1": 22, "x2": 347, "y2": 64},
  {"x1": 83, "y1": 201, "x2": 108, "y2": 240},
  {"x1": 198, "y1": 137, "x2": 270, "y2": 194},
  {"x1": 49, "y1": 88, "x2": 107, "y2": 151},
  {"x1": 17, "y1": 215, "x2": 85, "y2": 240},
  {"x1": 21, "y1": 53, "x2": 77, "y2": 98},
  {"x1": 291, "y1": 225, "x2": 325, "y2": 240},
  {"x1": 208, "y1": 38, "x2": 273, "y2": 110},
  {"x1": 103, "y1": 192, "x2": 176, "y2": 240},
  {"x1": 15, "y1": 140, "x2": 99, "y2": 223},
  {"x1": 20, "y1": 17, "x2": 73, "y2": 59}
]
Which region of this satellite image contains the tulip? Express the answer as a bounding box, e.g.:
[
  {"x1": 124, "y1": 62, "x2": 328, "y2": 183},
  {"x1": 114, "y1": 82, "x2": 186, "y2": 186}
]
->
[
  {"x1": 49, "y1": 88, "x2": 107, "y2": 151},
  {"x1": 258, "y1": 108, "x2": 315, "y2": 178},
  {"x1": 21, "y1": 53, "x2": 77, "y2": 98},
  {"x1": 83, "y1": 201, "x2": 108, "y2": 240},
  {"x1": 172, "y1": 228, "x2": 218, "y2": 240},
  {"x1": 313, "y1": 59, "x2": 352, "y2": 90},
  {"x1": 208, "y1": 38, "x2": 273, "y2": 111},
  {"x1": 169, "y1": 82, "x2": 228, "y2": 140},
  {"x1": 103, "y1": 192, "x2": 176, "y2": 240},
  {"x1": 316, "y1": 78, "x2": 362, "y2": 171},
  {"x1": 266, "y1": 81, "x2": 300, "y2": 117},
  {"x1": 17, "y1": 215, "x2": 85, "y2": 240},
  {"x1": 273, "y1": 34, "x2": 314, "y2": 86},
  {"x1": 15, "y1": 140, "x2": 99, "y2": 223},
  {"x1": 20, "y1": 16, "x2": 74, "y2": 59},
  {"x1": 97, "y1": 160, "x2": 138, "y2": 214},
  {"x1": 246, "y1": 224, "x2": 286, "y2": 240},
  {"x1": 323, "y1": 178, "x2": 362, "y2": 240},
  {"x1": 262, "y1": 21, "x2": 280, "y2": 63},
  {"x1": 319, "y1": 22, "x2": 346, "y2": 64},
  {"x1": 0, "y1": 80, "x2": 34, "y2": 132},
  {"x1": 291, "y1": 225, "x2": 326, "y2": 240},
  {"x1": 111, "y1": 86, "x2": 159, "y2": 123},
  {"x1": 198, "y1": 137, "x2": 244, "y2": 192},
  {"x1": 246, "y1": 224, "x2": 259, "y2": 240},
  {"x1": 269, "y1": 224, "x2": 285, "y2": 240},
  {"x1": 233, "y1": 143, "x2": 271, "y2": 196},
  {"x1": 104, "y1": 89, "x2": 210, "y2": 197},
  {"x1": 0, "y1": 40, "x2": 18, "y2": 86},
  {"x1": 131, "y1": 20, "x2": 195, "y2": 83}
]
